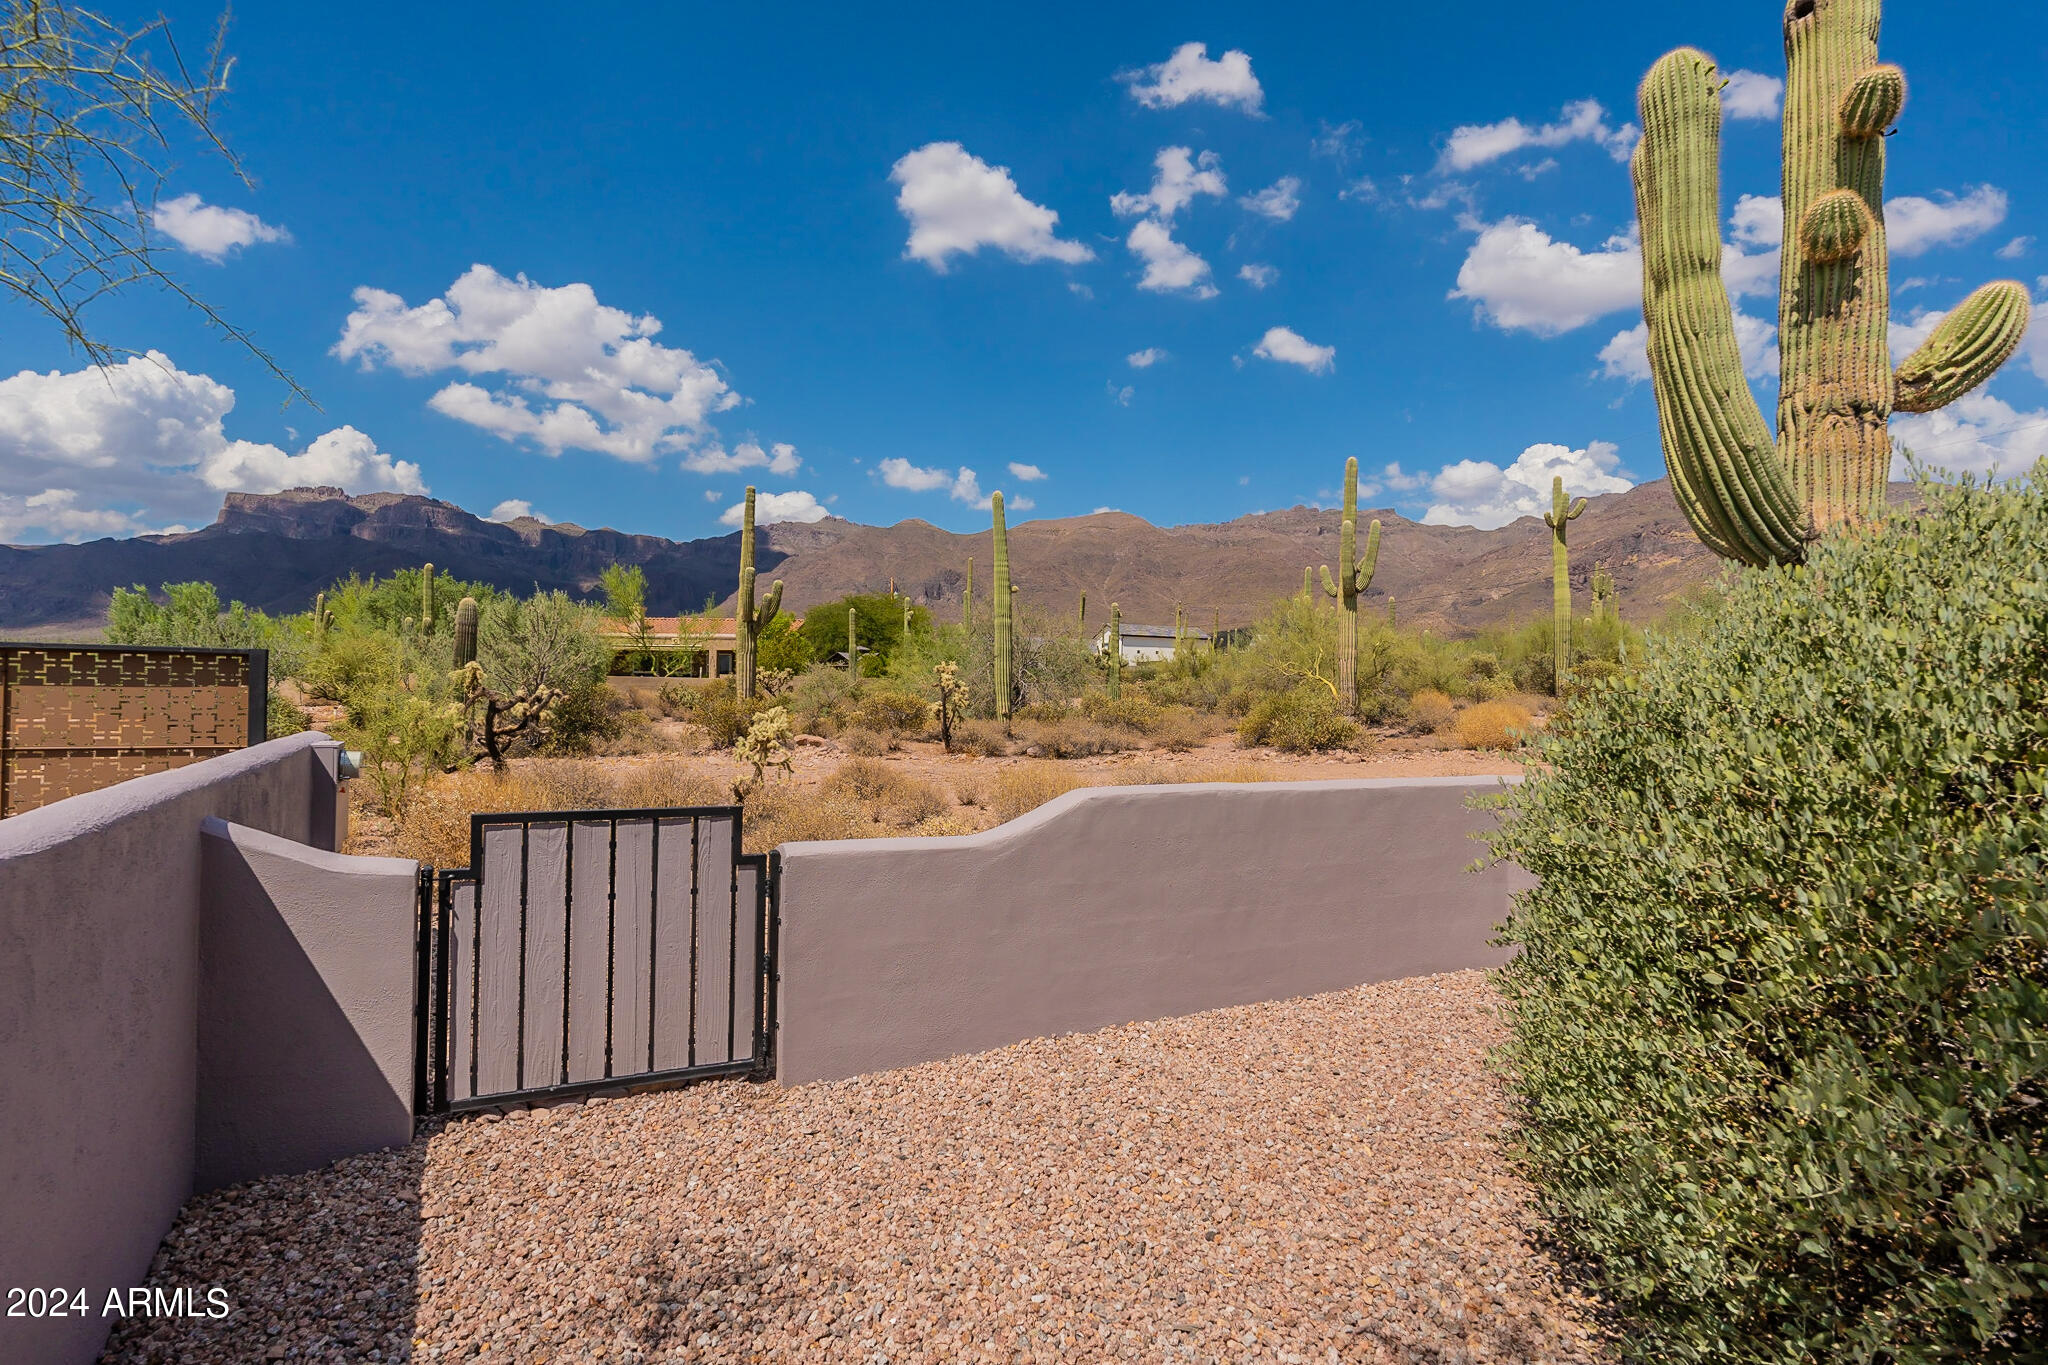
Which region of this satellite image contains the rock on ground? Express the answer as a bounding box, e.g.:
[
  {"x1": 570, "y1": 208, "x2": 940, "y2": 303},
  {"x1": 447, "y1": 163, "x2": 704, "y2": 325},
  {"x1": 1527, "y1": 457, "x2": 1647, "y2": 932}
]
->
[{"x1": 102, "y1": 970, "x2": 1610, "y2": 1364}]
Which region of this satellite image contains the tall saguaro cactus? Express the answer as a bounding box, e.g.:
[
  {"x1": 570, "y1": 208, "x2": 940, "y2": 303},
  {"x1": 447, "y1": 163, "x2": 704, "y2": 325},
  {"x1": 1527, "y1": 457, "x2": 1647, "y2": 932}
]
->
[
  {"x1": 734, "y1": 486, "x2": 785, "y2": 700},
  {"x1": 1545, "y1": 476, "x2": 1588, "y2": 693},
  {"x1": 1078, "y1": 591, "x2": 1086, "y2": 629},
  {"x1": 1633, "y1": 5, "x2": 2029, "y2": 566},
  {"x1": 1106, "y1": 602, "x2": 1122, "y2": 699},
  {"x1": 1591, "y1": 566, "x2": 1616, "y2": 624},
  {"x1": 453, "y1": 596, "x2": 479, "y2": 667},
  {"x1": 991, "y1": 492, "x2": 1013, "y2": 720},
  {"x1": 420, "y1": 562, "x2": 436, "y2": 632},
  {"x1": 847, "y1": 606, "x2": 859, "y2": 677},
  {"x1": 1318, "y1": 457, "x2": 1383, "y2": 715},
  {"x1": 313, "y1": 591, "x2": 333, "y2": 644},
  {"x1": 963, "y1": 558, "x2": 973, "y2": 625}
]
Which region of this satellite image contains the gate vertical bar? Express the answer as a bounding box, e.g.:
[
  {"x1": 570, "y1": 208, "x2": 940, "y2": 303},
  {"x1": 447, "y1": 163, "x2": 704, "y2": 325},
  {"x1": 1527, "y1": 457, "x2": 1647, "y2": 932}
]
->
[{"x1": 413, "y1": 866, "x2": 434, "y2": 1117}]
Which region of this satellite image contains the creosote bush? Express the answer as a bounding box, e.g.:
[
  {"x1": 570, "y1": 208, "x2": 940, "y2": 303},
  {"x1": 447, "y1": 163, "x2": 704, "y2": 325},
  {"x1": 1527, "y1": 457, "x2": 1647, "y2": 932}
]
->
[
  {"x1": 1451, "y1": 700, "x2": 1532, "y2": 751},
  {"x1": 1488, "y1": 470, "x2": 2048, "y2": 1362},
  {"x1": 1236, "y1": 687, "x2": 1359, "y2": 754}
]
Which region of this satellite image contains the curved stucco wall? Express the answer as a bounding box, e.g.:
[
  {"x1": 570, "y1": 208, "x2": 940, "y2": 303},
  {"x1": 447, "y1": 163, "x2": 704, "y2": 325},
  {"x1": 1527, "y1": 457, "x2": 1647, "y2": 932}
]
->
[
  {"x1": 773, "y1": 776, "x2": 1528, "y2": 1085},
  {"x1": 0, "y1": 732, "x2": 348, "y2": 1365}
]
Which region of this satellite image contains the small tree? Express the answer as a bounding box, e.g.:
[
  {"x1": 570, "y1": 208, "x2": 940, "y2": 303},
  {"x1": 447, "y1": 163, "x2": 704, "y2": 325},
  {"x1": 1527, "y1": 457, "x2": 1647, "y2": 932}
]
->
[
  {"x1": 0, "y1": 2, "x2": 302, "y2": 391},
  {"x1": 931, "y1": 660, "x2": 967, "y2": 752}
]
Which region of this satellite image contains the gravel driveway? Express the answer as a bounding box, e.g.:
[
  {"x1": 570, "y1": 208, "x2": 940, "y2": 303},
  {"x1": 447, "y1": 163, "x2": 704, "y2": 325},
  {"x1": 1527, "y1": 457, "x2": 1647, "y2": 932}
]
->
[{"x1": 103, "y1": 970, "x2": 1610, "y2": 1364}]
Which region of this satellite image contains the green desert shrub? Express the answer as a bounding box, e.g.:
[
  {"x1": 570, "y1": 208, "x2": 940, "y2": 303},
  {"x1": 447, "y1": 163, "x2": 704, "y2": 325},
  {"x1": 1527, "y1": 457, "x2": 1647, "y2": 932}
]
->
[
  {"x1": 1488, "y1": 470, "x2": 2048, "y2": 1362},
  {"x1": 850, "y1": 687, "x2": 932, "y2": 736},
  {"x1": 1078, "y1": 691, "x2": 1163, "y2": 733},
  {"x1": 1235, "y1": 686, "x2": 1358, "y2": 754}
]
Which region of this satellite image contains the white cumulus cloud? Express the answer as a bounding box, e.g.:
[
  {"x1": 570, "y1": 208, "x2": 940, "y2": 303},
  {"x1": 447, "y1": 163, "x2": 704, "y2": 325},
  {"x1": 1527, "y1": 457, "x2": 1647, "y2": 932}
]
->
[
  {"x1": 1119, "y1": 42, "x2": 1263, "y2": 114},
  {"x1": 1252, "y1": 326, "x2": 1335, "y2": 374},
  {"x1": 335, "y1": 264, "x2": 739, "y2": 462},
  {"x1": 1126, "y1": 347, "x2": 1168, "y2": 368},
  {"x1": 1112, "y1": 147, "x2": 1227, "y2": 222},
  {"x1": 1894, "y1": 388, "x2": 2048, "y2": 481},
  {"x1": 1437, "y1": 99, "x2": 1637, "y2": 174},
  {"x1": 877, "y1": 458, "x2": 1032, "y2": 511},
  {"x1": 1238, "y1": 262, "x2": 1278, "y2": 289},
  {"x1": 152, "y1": 193, "x2": 291, "y2": 262},
  {"x1": 679, "y1": 441, "x2": 802, "y2": 476},
  {"x1": 1451, "y1": 220, "x2": 1641, "y2": 334},
  {"x1": 1422, "y1": 441, "x2": 1633, "y2": 529},
  {"x1": 1720, "y1": 71, "x2": 1784, "y2": 120},
  {"x1": 488, "y1": 499, "x2": 550, "y2": 523},
  {"x1": 1997, "y1": 236, "x2": 2034, "y2": 260},
  {"x1": 1888, "y1": 186, "x2": 2008, "y2": 257},
  {"x1": 1240, "y1": 176, "x2": 1302, "y2": 222},
  {"x1": 1007, "y1": 462, "x2": 1047, "y2": 481},
  {"x1": 1126, "y1": 218, "x2": 1216, "y2": 297},
  {"x1": 0, "y1": 351, "x2": 422, "y2": 542},
  {"x1": 890, "y1": 142, "x2": 1093, "y2": 272},
  {"x1": 720, "y1": 490, "x2": 828, "y2": 527}
]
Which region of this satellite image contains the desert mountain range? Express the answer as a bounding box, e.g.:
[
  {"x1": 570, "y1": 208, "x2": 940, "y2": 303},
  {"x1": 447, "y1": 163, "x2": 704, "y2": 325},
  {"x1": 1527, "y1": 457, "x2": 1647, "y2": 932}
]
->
[{"x1": 0, "y1": 481, "x2": 1743, "y2": 637}]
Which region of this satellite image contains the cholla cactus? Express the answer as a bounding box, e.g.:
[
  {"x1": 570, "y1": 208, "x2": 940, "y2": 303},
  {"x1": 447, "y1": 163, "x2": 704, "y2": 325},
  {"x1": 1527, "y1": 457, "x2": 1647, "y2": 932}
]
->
[
  {"x1": 732, "y1": 704, "x2": 795, "y2": 798},
  {"x1": 991, "y1": 491, "x2": 1013, "y2": 721},
  {"x1": 1318, "y1": 457, "x2": 1383, "y2": 715},
  {"x1": 734, "y1": 486, "x2": 785, "y2": 700},
  {"x1": 1544, "y1": 476, "x2": 1588, "y2": 694},
  {"x1": 1632, "y1": 6, "x2": 2029, "y2": 566},
  {"x1": 452, "y1": 596, "x2": 479, "y2": 667},
  {"x1": 453, "y1": 659, "x2": 562, "y2": 771},
  {"x1": 931, "y1": 660, "x2": 969, "y2": 752}
]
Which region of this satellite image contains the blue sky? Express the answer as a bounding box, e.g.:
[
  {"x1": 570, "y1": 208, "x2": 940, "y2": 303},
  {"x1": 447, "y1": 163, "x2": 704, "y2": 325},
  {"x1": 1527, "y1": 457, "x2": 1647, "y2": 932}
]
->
[{"x1": 4, "y1": 2, "x2": 2046, "y2": 544}]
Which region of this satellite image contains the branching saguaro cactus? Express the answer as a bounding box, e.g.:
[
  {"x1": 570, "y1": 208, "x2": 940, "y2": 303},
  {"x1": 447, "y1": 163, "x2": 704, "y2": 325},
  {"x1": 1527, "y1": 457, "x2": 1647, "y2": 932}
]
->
[
  {"x1": 1318, "y1": 457, "x2": 1383, "y2": 715},
  {"x1": 452, "y1": 596, "x2": 479, "y2": 667},
  {"x1": 733, "y1": 486, "x2": 784, "y2": 701},
  {"x1": 1545, "y1": 477, "x2": 1588, "y2": 693},
  {"x1": 1634, "y1": 4, "x2": 2029, "y2": 566},
  {"x1": 313, "y1": 591, "x2": 334, "y2": 644},
  {"x1": 991, "y1": 491, "x2": 1013, "y2": 721},
  {"x1": 1106, "y1": 602, "x2": 1122, "y2": 699},
  {"x1": 1591, "y1": 566, "x2": 1616, "y2": 624}
]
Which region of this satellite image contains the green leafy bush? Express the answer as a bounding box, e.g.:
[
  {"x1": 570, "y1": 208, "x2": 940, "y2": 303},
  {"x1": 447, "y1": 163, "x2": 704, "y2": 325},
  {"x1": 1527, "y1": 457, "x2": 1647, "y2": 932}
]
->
[
  {"x1": 850, "y1": 688, "x2": 931, "y2": 735},
  {"x1": 1235, "y1": 686, "x2": 1358, "y2": 753},
  {"x1": 1488, "y1": 471, "x2": 2048, "y2": 1362}
]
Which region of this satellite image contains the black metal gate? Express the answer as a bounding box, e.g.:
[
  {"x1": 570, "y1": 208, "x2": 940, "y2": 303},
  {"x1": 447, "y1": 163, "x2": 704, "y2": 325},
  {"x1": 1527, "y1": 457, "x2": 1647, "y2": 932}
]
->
[{"x1": 413, "y1": 806, "x2": 775, "y2": 1115}]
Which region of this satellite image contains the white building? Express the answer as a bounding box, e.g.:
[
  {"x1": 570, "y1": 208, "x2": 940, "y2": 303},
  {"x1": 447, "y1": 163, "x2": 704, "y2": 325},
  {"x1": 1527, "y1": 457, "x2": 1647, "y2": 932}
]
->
[{"x1": 1093, "y1": 622, "x2": 1210, "y2": 664}]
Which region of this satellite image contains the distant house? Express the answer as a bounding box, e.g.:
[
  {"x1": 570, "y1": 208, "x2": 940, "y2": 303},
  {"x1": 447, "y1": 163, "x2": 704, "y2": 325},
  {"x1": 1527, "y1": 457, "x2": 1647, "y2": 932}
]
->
[
  {"x1": 1093, "y1": 622, "x2": 1209, "y2": 664},
  {"x1": 597, "y1": 614, "x2": 802, "y2": 678}
]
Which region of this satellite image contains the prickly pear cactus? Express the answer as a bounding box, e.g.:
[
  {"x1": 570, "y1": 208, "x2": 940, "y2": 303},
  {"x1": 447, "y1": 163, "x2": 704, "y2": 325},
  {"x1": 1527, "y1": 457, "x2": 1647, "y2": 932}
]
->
[
  {"x1": 734, "y1": 487, "x2": 785, "y2": 700},
  {"x1": 1544, "y1": 476, "x2": 1588, "y2": 694},
  {"x1": 1318, "y1": 457, "x2": 1383, "y2": 715},
  {"x1": 1633, "y1": 3, "x2": 2029, "y2": 566}
]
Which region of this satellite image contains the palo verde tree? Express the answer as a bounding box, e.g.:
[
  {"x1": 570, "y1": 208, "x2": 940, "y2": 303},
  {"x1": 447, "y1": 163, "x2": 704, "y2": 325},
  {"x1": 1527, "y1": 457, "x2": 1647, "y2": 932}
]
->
[
  {"x1": 0, "y1": 2, "x2": 302, "y2": 393},
  {"x1": 1632, "y1": 1, "x2": 2029, "y2": 564}
]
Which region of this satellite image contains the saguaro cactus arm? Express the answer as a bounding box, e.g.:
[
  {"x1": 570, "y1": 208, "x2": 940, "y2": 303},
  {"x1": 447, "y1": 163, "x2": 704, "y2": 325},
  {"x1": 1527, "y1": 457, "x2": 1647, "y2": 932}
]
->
[
  {"x1": 1634, "y1": 49, "x2": 1808, "y2": 567},
  {"x1": 1893, "y1": 282, "x2": 2033, "y2": 413},
  {"x1": 1635, "y1": 8, "x2": 2027, "y2": 566}
]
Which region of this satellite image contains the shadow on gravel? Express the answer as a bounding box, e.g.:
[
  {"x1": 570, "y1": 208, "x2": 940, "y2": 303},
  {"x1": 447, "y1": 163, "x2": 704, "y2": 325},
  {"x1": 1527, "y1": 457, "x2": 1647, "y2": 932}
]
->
[
  {"x1": 97, "y1": 1134, "x2": 429, "y2": 1364},
  {"x1": 622, "y1": 1232, "x2": 844, "y2": 1356}
]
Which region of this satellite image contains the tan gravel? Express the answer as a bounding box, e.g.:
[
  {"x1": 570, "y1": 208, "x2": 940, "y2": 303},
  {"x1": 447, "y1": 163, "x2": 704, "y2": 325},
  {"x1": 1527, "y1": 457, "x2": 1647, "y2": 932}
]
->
[{"x1": 103, "y1": 971, "x2": 1609, "y2": 1364}]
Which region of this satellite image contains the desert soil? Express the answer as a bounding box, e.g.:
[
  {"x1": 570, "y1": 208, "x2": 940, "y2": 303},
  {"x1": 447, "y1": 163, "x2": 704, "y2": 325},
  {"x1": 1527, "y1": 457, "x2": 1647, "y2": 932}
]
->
[{"x1": 102, "y1": 971, "x2": 1609, "y2": 1365}]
